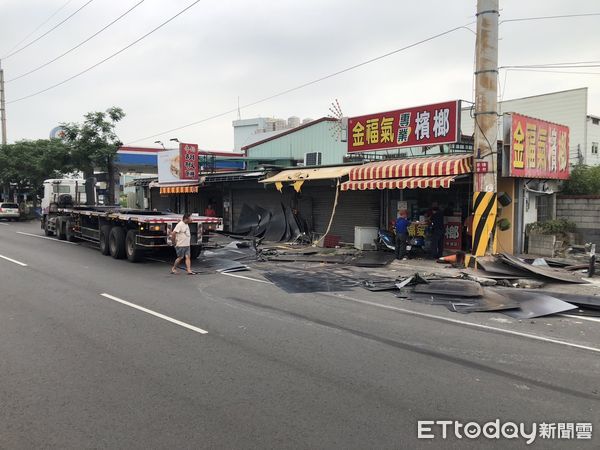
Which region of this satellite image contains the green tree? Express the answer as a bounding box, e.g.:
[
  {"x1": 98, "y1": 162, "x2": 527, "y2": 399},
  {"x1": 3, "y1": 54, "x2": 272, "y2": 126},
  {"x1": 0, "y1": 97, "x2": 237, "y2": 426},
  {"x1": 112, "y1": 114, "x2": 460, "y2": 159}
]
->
[
  {"x1": 60, "y1": 107, "x2": 125, "y2": 204},
  {"x1": 0, "y1": 139, "x2": 73, "y2": 204},
  {"x1": 562, "y1": 164, "x2": 600, "y2": 195}
]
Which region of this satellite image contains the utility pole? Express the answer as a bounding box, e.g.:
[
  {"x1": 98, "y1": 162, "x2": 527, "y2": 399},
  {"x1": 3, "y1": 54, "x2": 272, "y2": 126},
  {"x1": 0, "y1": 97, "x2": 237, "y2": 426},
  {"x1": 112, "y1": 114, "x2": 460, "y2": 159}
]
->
[
  {"x1": 470, "y1": 0, "x2": 499, "y2": 258},
  {"x1": 0, "y1": 60, "x2": 7, "y2": 145}
]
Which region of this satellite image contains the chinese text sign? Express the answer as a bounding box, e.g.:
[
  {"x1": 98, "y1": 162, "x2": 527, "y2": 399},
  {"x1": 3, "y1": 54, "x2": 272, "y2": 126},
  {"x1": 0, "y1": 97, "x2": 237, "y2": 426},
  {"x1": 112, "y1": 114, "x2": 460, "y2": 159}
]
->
[
  {"x1": 504, "y1": 114, "x2": 569, "y2": 179},
  {"x1": 347, "y1": 100, "x2": 460, "y2": 153},
  {"x1": 179, "y1": 143, "x2": 199, "y2": 180}
]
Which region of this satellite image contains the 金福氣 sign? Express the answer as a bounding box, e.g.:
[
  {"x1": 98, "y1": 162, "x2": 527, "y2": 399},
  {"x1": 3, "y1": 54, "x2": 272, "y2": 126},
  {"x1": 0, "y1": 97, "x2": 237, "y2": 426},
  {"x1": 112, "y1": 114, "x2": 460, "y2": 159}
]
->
[{"x1": 347, "y1": 100, "x2": 461, "y2": 153}]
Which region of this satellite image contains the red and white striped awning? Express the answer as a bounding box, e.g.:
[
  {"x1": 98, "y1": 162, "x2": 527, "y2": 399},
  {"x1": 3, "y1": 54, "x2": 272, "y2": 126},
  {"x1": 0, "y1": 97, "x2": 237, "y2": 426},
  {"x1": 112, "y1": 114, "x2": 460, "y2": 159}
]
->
[
  {"x1": 159, "y1": 184, "x2": 199, "y2": 194},
  {"x1": 348, "y1": 155, "x2": 472, "y2": 181},
  {"x1": 341, "y1": 176, "x2": 458, "y2": 191}
]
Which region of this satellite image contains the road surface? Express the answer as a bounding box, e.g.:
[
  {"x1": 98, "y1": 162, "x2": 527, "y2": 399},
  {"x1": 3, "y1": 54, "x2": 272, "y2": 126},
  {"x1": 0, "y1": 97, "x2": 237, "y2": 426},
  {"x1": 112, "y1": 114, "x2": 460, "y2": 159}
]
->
[{"x1": 0, "y1": 220, "x2": 599, "y2": 449}]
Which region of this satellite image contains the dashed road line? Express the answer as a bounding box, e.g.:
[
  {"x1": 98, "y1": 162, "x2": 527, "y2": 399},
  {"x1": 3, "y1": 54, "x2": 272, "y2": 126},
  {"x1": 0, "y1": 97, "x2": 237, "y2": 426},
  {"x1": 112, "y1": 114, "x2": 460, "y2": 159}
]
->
[
  {"x1": 560, "y1": 314, "x2": 600, "y2": 323},
  {"x1": 16, "y1": 231, "x2": 78, "y2": 244},
  {"x1": 0, "y1": 254, "x2": 28, "y2": 267},
  {"x1": 100, "y1": 293, "x2": 208, "y2": 335}
]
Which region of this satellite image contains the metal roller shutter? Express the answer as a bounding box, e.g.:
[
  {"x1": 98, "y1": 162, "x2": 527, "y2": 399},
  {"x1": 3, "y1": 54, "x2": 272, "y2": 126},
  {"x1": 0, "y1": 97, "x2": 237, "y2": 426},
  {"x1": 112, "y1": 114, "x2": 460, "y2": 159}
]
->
[{"x1": 301, "y1": 186, "x2": 380, "y2": 243}]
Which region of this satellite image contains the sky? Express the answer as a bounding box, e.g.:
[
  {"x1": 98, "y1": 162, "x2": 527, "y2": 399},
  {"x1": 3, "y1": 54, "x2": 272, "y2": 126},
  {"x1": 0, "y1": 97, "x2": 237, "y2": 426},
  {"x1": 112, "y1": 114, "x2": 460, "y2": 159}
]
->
[{"x1": 1, "y1": 0, "x2": 599, "y2": 150}]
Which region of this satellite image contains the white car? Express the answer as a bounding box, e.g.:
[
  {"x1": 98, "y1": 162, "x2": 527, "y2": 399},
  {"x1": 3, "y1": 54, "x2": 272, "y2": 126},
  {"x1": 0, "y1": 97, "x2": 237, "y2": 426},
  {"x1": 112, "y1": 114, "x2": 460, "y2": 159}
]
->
[{"x1": 0, "y1": 202, "x2": 20, "y2": 221}]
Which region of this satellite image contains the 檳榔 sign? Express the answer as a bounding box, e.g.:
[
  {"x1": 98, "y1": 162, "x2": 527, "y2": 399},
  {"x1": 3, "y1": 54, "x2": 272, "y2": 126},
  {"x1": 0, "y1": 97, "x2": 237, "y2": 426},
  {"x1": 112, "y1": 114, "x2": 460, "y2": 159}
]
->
[{"x1": 347, "y1": 100, "x2": 461, "y2": 153}]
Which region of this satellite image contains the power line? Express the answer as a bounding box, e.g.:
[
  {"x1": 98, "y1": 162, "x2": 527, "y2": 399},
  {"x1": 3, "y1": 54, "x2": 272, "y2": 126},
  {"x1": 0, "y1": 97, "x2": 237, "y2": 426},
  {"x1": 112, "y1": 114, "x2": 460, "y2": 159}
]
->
[
  {"x1": 2, "y1": 0, "x2": 75, "y2": 57},
  {"x1": 500, "y1": 60, "x2": 600, "y2": 69},
  {"x1": 125, "y1": 22, "x2": 476, "y2": 144},
  {"x1": 500, "y1": 12, "x2": 600, "y2": 23},
  {"x1": 504, "y1": 68, "x2": 600, "y2": 76},
  {"x1": 6, "y1": 0, "x2": 146, "y2": 83},
  {"x1": 6, "y1": 0, "x2": 202, "y2": 104},
  {"x1": 3, "y1": 0, "x2": 96, "y2": 60}
]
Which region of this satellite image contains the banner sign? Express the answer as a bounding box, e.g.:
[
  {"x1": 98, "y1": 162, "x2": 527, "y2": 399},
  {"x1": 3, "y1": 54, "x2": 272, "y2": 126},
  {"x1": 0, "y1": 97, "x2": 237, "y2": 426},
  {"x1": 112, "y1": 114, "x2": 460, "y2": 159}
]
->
[
  {"x1": 443, "y1": 216, "x2": 462, "y2": 252},
  {"x1": 179, "y1": 143, "x2": 199, "y2": 180},
  {"x1": 347, "y1": 100, "x2": 460, "y2": 153},
  {"x1": 157, "y1": 143, "x2": 199, "y2": 184},
  {"x1": 503, "y1": 113, "x2": 569, "y2": 179}
]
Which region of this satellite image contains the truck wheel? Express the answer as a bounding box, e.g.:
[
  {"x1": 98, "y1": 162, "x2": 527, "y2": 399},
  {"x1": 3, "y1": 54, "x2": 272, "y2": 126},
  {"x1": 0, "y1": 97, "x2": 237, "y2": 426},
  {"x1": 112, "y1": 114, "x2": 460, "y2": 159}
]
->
[
  {"x1": 65, "y1": 220, "x2": 77, "y2": 242},
  {"x1": 99, "y1": 225, "x2": 111, "y2": 255},
  {"x1": 109, "y1": 227, "x2": 126, "y2": 259},
  {"x1": 190, "y1": 245, "x2": 202, "y2": 260},
  {"x1": 44, "y1": 218, "x2": 54, "y2": 236},
  {"x1": 125, "y1": 230, "x2": 143, "y2": 262},
  {"x1": 56, "y1": 218, "x2": 67, "y2": 240}
]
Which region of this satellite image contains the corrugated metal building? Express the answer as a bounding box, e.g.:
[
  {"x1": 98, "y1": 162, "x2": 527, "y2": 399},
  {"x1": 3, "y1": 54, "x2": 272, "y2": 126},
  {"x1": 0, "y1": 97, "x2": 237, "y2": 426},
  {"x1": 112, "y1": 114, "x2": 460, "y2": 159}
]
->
[{"x1": 242, "y1": 118, "x2": 346, "y2": 165}]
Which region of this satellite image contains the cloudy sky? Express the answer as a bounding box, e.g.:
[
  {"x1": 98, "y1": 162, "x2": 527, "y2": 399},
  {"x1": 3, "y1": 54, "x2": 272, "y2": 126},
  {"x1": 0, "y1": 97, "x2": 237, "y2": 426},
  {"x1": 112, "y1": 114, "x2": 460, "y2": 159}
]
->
[{"x1": 1, "y1": 0, "x2": 599, "y2": 150}]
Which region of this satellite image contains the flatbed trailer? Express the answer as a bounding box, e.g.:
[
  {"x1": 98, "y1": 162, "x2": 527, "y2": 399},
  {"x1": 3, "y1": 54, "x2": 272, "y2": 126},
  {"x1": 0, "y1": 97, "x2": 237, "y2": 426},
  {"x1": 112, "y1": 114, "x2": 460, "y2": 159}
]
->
[{"x1": 42, "y1": 206, "x2": 221, "y2": 262}]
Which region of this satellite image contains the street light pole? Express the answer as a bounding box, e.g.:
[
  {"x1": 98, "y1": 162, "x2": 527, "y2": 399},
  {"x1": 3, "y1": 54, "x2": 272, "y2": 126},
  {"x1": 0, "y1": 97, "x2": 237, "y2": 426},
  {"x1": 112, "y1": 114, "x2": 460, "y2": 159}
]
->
[{"x1": 471, "y1": 0, "x2": 499, "y2": 258}]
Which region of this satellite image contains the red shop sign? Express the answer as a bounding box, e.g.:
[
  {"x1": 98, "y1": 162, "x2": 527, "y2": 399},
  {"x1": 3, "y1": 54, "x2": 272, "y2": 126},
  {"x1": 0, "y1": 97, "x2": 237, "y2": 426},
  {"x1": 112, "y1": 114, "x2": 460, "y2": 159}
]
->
[{"x1": 347, "y1": 100, "x2": 461, "y2": 153}]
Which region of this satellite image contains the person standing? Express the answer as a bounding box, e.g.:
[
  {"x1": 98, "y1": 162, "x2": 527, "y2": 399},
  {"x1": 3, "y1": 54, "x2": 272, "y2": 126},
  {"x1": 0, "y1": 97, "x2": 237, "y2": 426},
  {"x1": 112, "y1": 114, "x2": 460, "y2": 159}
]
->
[
  {"x1": 430, "y1": 206, "x2": 445, "y2": 258},
  {"x1": 204, "y1": 203, "x2": 216, "y2": 217},
  {"x1": 171, "y1": 213, "x2": 193, "y2": 274},
  {"x1": 394, "y1": 209, "x2": 410, "y2": 260}
]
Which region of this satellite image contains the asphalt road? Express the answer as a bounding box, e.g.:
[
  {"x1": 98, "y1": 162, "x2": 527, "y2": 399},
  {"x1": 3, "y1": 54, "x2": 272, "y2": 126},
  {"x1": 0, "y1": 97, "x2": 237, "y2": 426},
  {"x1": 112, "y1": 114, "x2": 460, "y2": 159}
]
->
[{"x1": 1, "y1": 220, "x2": 599, "y2": 449}]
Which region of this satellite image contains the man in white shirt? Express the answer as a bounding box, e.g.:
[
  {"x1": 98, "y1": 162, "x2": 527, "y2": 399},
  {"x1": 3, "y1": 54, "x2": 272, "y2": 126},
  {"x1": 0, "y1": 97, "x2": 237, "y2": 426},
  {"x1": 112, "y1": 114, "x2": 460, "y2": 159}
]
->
[{"x1": 170, "y1": 213, "x2": 193, "y2": 274}]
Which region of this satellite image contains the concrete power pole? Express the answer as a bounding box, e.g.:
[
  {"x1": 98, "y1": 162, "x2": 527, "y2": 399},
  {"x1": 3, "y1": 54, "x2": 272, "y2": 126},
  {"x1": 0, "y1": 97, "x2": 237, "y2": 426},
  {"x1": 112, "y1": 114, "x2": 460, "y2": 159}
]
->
[
  {"x1": 0, "y1": 60, "x2": 7, "y2": 146},
  {"x1": 470, "y1": 0, "x2": 499, "y2": 259}
]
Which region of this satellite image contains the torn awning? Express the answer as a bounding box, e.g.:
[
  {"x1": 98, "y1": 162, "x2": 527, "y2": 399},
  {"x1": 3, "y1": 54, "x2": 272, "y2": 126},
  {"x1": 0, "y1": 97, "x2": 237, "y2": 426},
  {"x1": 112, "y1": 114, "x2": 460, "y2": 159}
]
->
[
  {"x1": 159, "y1": 184, "x2": 199, "y2": 194},
  {"x1": 261, "y1": 165, "x2": 358, "y2": 183},
  {"x1": 341, "y1": 176, "x2": 458, "y2": 191},
  {"x1": 348, "y1": 155, "x2": 472, "y2": 181}
]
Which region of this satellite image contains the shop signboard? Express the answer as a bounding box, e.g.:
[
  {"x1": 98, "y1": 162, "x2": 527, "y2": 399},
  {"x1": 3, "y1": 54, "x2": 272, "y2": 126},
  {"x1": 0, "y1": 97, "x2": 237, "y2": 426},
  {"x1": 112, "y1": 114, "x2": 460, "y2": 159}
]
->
[
  {"x1": 443, "y1": 216, "x2": 462, "y2": 252},
  {"x1": 157, "y1": 143, "x2": 199, "y2": 183},
  {"x1": 503, "y1": 113, "x2": 569, "y2": 179},
  {"x1": 347, "y1": 100, "x2": 461, "y2": 153}
]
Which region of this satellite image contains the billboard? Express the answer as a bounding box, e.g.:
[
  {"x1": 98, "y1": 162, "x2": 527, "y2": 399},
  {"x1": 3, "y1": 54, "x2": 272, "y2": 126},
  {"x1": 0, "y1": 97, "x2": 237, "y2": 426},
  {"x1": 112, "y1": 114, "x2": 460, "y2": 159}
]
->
[
  {"x1": 503, "y1": 113, "x2": 569, "y2": 179},
  {"x1": 347, "y1": 100, "x2": 461, "y2": 153},
  {"x1": 157, "y1": 143, "x2": 199, "y2": 183}
]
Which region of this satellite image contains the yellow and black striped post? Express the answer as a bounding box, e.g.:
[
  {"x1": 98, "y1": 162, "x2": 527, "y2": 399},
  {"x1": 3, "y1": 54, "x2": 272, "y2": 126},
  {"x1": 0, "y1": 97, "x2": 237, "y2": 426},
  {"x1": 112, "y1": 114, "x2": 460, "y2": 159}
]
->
[{"x1": 471, "y1": 191, "x2": 497, "y2": 257}]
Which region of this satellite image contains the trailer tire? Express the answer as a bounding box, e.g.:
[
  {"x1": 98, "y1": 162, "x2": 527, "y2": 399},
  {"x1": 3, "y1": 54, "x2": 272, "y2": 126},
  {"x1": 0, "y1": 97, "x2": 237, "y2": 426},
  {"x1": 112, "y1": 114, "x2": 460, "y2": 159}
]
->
[
  {"x1": 65, "y1": 220, "x2": 77, "y2": 242},
  {"x1": 109, "y1": 227, "x2": 126, "y2": 259},
  {"x1": 56, "y1": 218, "x2": 67, "y2": 240},
  {"x1": 190, "y1": 245, "x2": 202, "y2": 260},
  {"x1": 44, "y1": 218, "x2": 54, "y2": 236},
  {"x1": 125, "y1": 230, "x2": 143, "y2": 262},
  {"x1": 99, "y1": 225, "x2": 111, "y2": 255}
]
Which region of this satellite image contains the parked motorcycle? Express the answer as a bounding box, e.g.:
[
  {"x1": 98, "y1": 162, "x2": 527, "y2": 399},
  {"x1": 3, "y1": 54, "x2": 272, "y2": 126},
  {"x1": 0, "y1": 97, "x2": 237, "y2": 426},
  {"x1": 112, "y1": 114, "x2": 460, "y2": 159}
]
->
[{"x1": 376, "y1": 229, "x2": 427, "y2": 256}]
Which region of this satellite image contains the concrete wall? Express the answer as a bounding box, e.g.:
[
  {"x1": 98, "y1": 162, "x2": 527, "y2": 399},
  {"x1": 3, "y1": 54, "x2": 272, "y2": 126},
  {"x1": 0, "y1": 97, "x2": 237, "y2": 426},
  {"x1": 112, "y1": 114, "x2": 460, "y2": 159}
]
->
[
  {"x1": 587, "y1": 116, "x2": 600, "y2": 165},
  {"x1": 556, "y1": 195, "x2": 600, "y2": 246}
]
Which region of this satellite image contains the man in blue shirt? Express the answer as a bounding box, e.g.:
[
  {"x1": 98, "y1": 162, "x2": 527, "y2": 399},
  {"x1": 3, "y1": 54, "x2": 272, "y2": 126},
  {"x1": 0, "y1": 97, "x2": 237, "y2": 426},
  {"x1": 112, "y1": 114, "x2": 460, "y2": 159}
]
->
[
  {"x1": 394, "y1": 209, "x2": 410, "y2": 260},
  {"x1": 430, "y1": 206, "x2": 445, "y2": 258}
]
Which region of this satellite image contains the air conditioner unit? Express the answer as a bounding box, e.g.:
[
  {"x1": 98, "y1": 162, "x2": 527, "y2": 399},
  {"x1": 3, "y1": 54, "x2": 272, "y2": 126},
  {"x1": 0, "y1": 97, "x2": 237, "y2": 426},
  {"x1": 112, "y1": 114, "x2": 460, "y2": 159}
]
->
[{"x1": 304, "y1": 152, "x2": 322, "y2": 166}]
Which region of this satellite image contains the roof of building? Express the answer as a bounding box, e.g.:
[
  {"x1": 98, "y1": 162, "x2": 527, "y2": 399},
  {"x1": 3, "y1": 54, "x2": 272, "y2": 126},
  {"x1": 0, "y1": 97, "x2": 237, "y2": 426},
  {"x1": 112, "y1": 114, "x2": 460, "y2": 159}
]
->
[{"x1": 241, "y1": 117, "x2": 337, "y2": 150}]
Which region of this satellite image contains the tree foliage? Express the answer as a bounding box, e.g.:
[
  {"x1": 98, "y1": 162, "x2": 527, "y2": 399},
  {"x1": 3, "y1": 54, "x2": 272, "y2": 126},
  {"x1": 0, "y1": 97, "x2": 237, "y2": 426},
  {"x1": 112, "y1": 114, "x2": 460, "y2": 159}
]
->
[
  {"x1": 0, "y1": 139, "x2": 73, "y2": 196},
  {"x1": 60, "y1": 107, "x2": 125, "y2": 178},
  {"x1": 562, "y1": 164, "x2": 600, "y2": 195}
]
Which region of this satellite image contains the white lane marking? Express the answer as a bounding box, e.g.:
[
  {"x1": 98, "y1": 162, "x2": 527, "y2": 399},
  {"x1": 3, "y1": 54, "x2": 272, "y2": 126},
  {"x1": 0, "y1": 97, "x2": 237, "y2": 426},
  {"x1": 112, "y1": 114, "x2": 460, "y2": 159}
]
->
[
  {"x1": 560, "y1": 314, "x2": 600, "y2": 323},
  {"x1": 0, "y1": 254, "x2": 28, "y2": 267},
  {"x1": 325, "y1": 293, "x2": 600, "y2": 354},
  {"x1": 100, "y1": 293, "x2": 208, "y2": 334},
  {"x1": 0, "y1": 222, "x2": 9, "y2": 226},
  {"x1": 220, "y1": 272, "x2": 273, "y2": 284},
  {"x1": 16, "y1": 231, "x2": 77, "y2": 244}
]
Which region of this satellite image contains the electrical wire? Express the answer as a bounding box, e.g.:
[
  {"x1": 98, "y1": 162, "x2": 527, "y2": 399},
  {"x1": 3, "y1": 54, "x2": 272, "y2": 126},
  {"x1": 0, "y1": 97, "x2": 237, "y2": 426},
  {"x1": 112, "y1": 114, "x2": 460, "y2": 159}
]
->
[
  {"x1": 500, "y1": 12, "x2": 600, "y2": 23},
  {"x1": 1, "y1": 0, "x2": 75, "y2": 57},
  {"x1": 125, "y1": 22, "x2": 476, "y2": 144},
  {"x1": 503, "y1": 68, "x2": 600, "y2": 76},
  {"x1": 6, "y1": 0, "x2": 146, "y2": 83},
  {"x1": 6, "y1": 0, "x2": 202, "y2": 104},
  {"x1": 2, "y1": 0, "x2": 96, "y2": 60}
]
